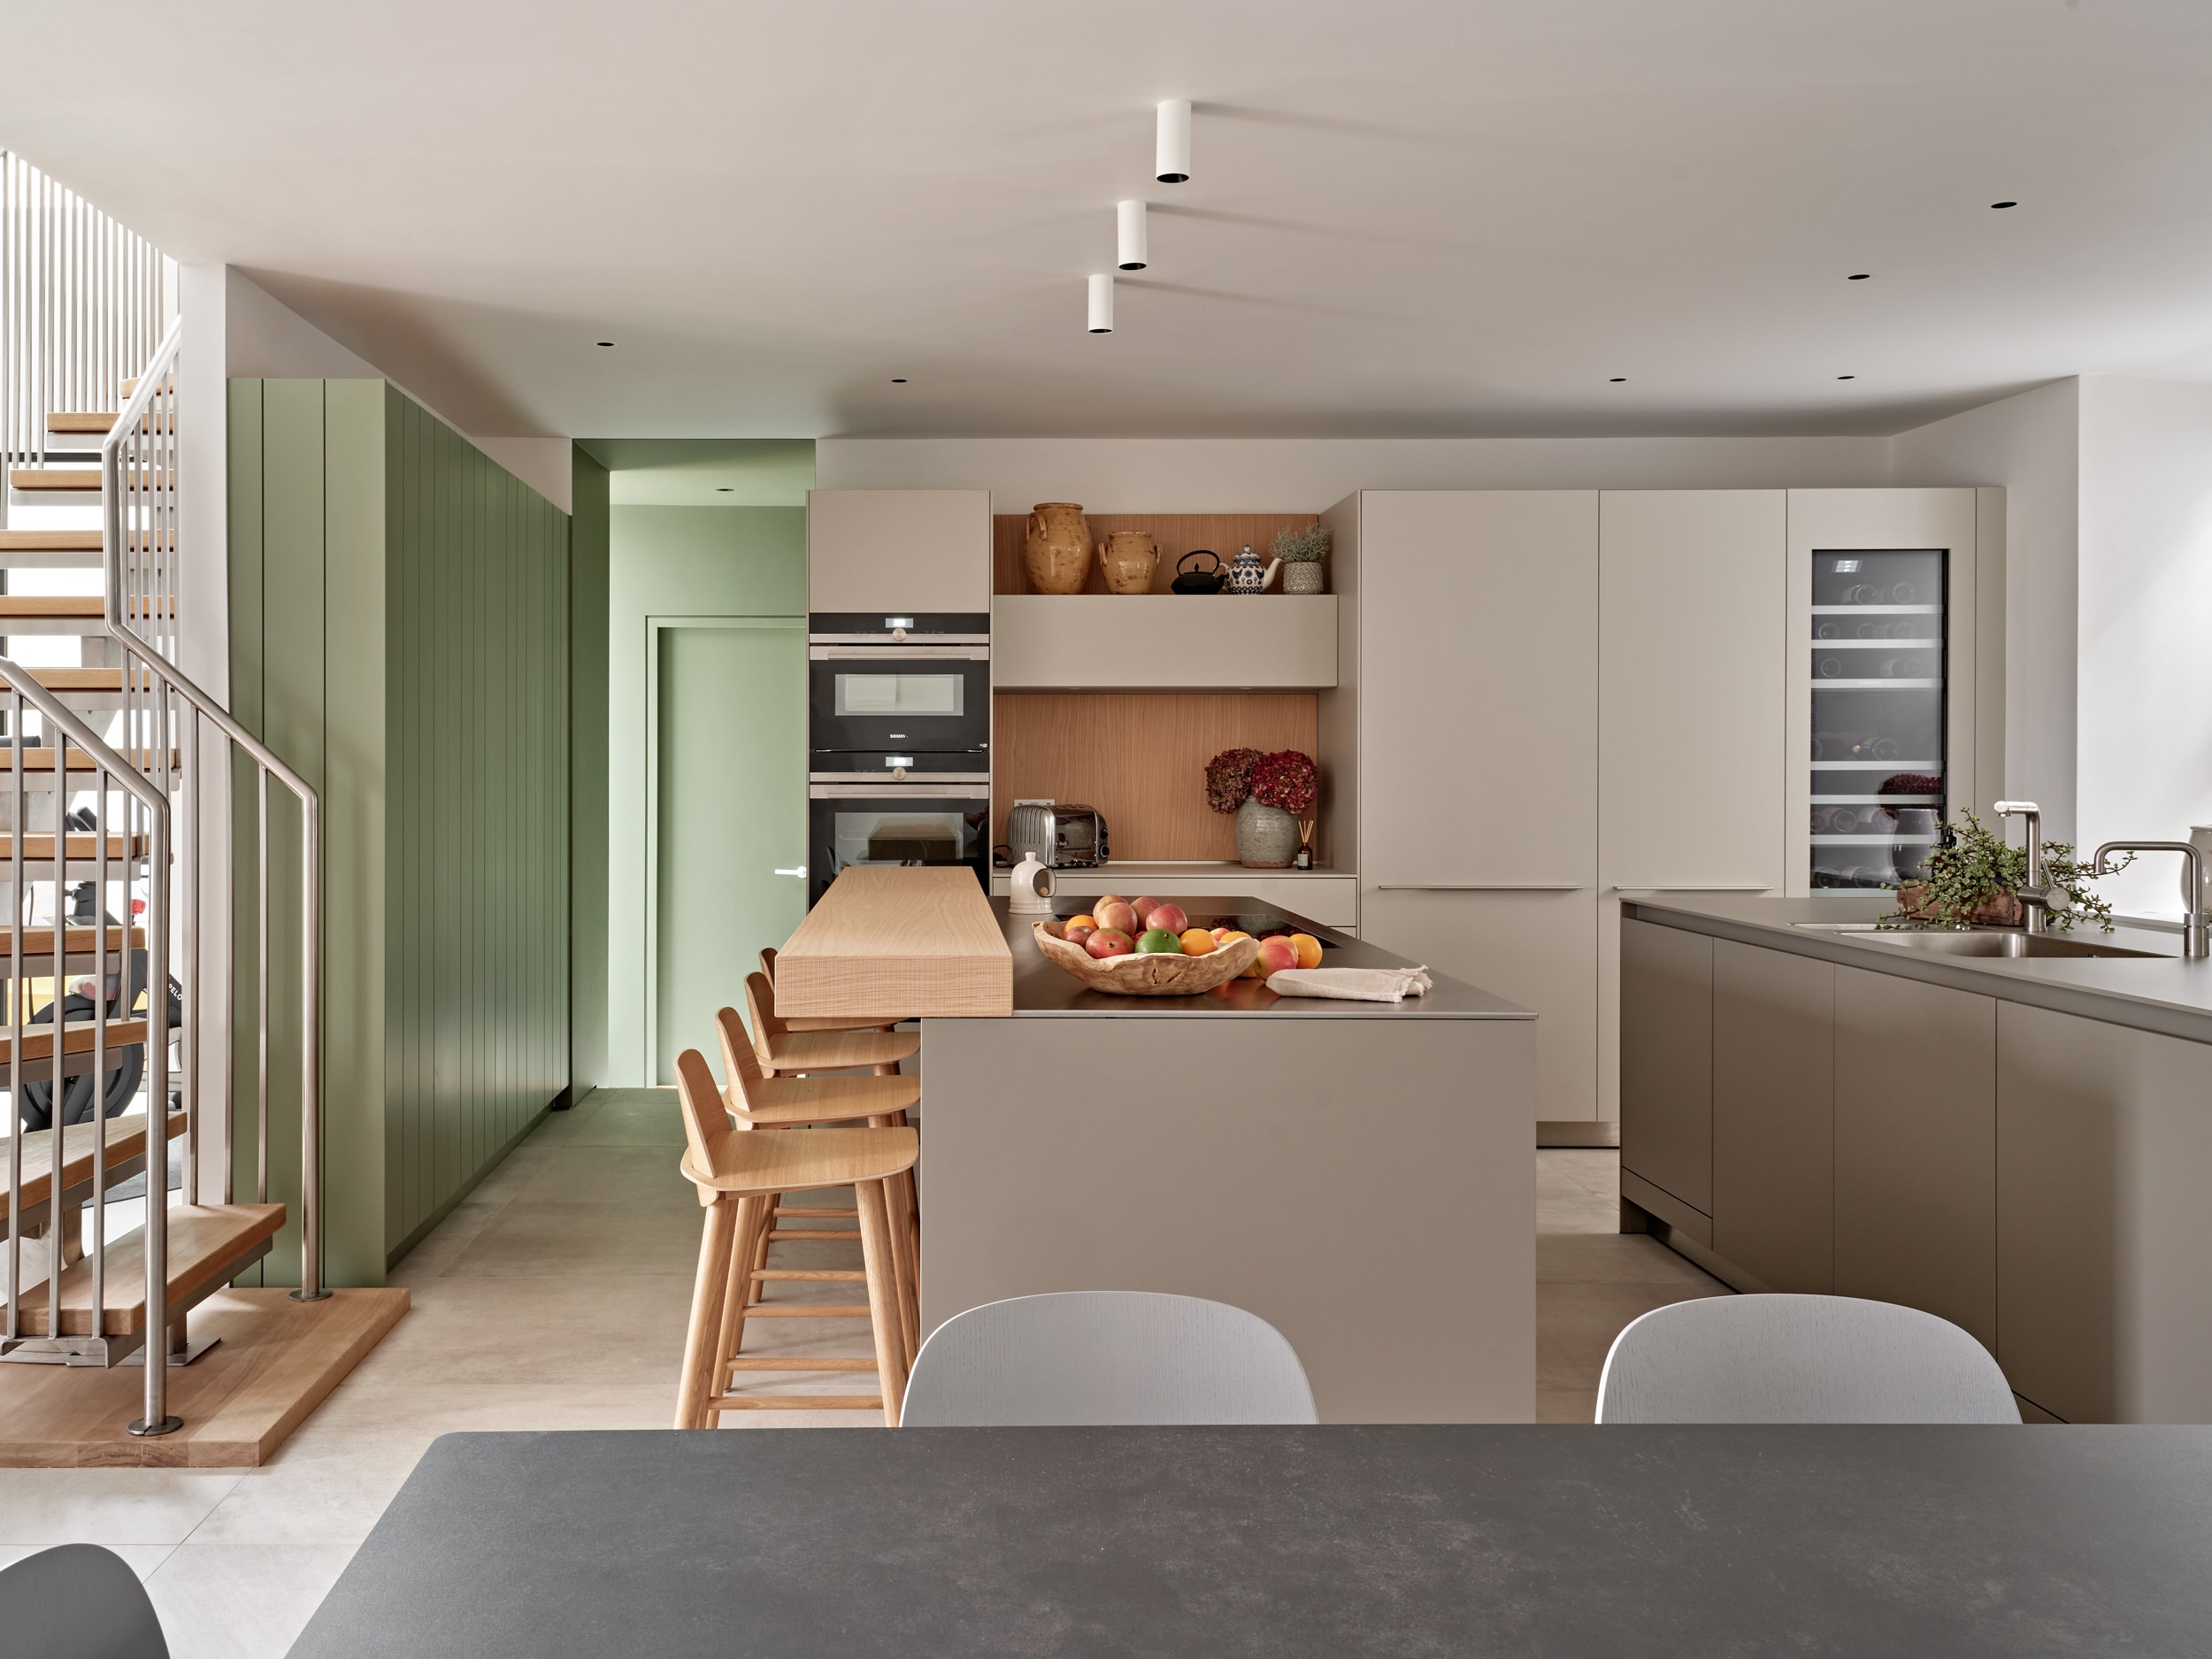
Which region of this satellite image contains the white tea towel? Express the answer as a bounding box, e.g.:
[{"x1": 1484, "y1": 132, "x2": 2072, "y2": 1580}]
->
[{"x1": 1265, "y1": 965, "x2": 1433, "y2": 1002}]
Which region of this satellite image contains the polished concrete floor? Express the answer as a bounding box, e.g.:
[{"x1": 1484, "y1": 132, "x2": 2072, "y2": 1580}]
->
[{"x1": 0, "y1": 1091, "x2": 1725, "y2": 1655}]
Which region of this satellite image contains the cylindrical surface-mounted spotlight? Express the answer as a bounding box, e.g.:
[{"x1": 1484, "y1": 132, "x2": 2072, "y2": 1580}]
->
[
  {"x1": 1156, "y1": 99, "x2": 1192, "y2": 183},
  {"x1": 1087, "y1": 273, "x2": 1113, "y2": 334},
  {"x1": 1117, "y1": 200, "x2": 1148, "y2": 270}
]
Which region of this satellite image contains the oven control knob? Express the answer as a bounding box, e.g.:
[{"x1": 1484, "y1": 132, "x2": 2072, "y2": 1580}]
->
[
  {"x1": 891, "y1": 626, "x2": 908, "y2": 641},
  {"x1": 893, "y1": 765, "x2": 908, "y2": 780}
]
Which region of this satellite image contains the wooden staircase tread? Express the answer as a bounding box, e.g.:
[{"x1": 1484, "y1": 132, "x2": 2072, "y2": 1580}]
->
[
  {"x1": 0, "y1": 1110, "x2": 185, "y2": 1211},
  {"x1": 4, "y1": 1204, "x2": 287, "y2": 1336},
  {"x1": 0, "y1": 749, "x2": 180, "y2": 772},
  {"x1": 0, "y1": 833, "x2": 153, "y2": 859},
  {"x1": 43, "y1": 413, "x2": 119, "y2": 433},
  {"x1": 0, "y1": 532, "x2": 104, "y2": 553},
  {"x1": 0, "y1": 926, "x2": 147, "y2": 955},
  {"x1": 0, "y1": 1017, "x2": 152, "y2": 1069},
  {"x1": 9, "y1": 469, "x2": 173, "y2": 492}
]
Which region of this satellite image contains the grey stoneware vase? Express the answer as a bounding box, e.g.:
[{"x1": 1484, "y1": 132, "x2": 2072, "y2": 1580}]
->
[{"x1": 1236, "y1": 799, "x2": 1300, "y2": 868}]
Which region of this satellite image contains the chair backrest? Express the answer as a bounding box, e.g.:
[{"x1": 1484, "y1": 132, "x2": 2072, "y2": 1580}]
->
[
  {"x1": 0, "y1": 1543, "x2": 169, "y2": 1657},
  {"x1": 1596, "y1": 1294, "x2": 2022, "y2": 1424},
  {"x1": 760, "y1": 946, "x2": 778, "y2": 982},
  {"x1": 713, "y1": 1005, "x2": 773, "y2": 1107},
  {"x1": 672, "y1": 1048, "x2": 733, "y2": 1175},
  {"x1": 742, "y1": 972, "x2": 786, "y2": 1064},
  {"x1": 899, "y1": 1291, "x2": 1319, "y2": 1426}
]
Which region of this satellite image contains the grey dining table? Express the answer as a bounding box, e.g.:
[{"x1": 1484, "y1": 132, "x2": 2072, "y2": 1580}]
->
[{"x1": 286, "y1": 1425, "x2": 2212, "y2": 1657}]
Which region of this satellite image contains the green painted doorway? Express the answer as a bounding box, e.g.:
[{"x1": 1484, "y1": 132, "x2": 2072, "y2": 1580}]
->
[{"x1": 650, "y1": 618, "x2": 807, "y2": 1084}]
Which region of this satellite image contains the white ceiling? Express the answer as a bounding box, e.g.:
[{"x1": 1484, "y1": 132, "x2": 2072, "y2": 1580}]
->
[{"x1": 6, "y1": 0, "x2": 2212, "y2": 441}]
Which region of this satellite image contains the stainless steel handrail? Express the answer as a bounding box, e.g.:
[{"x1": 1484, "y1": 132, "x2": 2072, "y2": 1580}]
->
[
  {"x1": 100, "y1": 326, "x2": 327, "y2": 1371},
  {"x1": 0, "y1": 655, "x2": 173, "y2": 1430}
]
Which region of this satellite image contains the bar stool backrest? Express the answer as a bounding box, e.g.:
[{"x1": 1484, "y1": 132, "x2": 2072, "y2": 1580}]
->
[
  {"x1": 900, "y1": 1291, "x2": 1318, "y2": 1426},
  {"x1": 714, "y1": 1005, "x2": 773, "y2": 1105},
  {"x1": 743, "y1": 972, "x2": 787, "y2": 1066},
  {"x1": 673, "y1": 1048, "x2": 734, "y2": 1174},
  {"x1": 1596, "y1": 1294, "x2": 2022, "y2": 1424},
  {"x1": 0, "y1": 1544, "x2": 169, "y2": 1657},
  {"x1": 760, "y1": 946, "x2": 778, "y2": 982}
]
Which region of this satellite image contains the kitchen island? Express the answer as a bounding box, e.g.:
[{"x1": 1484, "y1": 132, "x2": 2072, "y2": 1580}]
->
[
  {"x1": 917, "y1": 896, "x2": 1535, "y2": 1423},
  {"x1": 1617, "y1": 892, "x2": 2212, "y2": 1425}
]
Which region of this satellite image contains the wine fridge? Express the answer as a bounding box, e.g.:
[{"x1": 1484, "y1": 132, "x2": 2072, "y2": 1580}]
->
[{"x1": 1809, "y1": 549, "x2": 1947, "y2": 890}]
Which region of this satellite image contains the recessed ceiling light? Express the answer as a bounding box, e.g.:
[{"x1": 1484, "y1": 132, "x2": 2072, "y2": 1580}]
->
[
  {"x1": 596, "y1": 340, "x2": 615, "y2": 347},
  {"x1": 1609, "y1": 377, "x2": 1626, "y2": 383},
  {"x1": 1838, "y1": 374, "x2": 1856, "y2": 380},
  {"x1": 717, "y1": 487, "x2": 733, "y2": 492},
  {"x1": 1991, "y1": 201, "x2": 2017, "y2": 209},
  {"x1": 1847, "y1": 273, "x2": 1870, "y2": 280},
  {"x1": 891, "y1": 378, "x2": 907, "y2": 383}
]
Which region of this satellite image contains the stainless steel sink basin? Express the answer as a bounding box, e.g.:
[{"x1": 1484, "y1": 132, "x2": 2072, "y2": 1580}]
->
[{"x1": 1792, "y1": 922, "x2": 2164, "y2": 959}]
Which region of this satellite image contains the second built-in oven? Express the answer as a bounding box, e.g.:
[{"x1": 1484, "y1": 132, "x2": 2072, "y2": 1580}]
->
[
  {"x1": 808, "y1": 645, "x2": 990, "y2": 780},
  {"x1": 805, "y1": 786, "x2": 990, "y2": 909}
]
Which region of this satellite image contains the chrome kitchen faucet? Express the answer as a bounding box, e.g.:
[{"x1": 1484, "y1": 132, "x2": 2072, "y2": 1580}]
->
[
  {"x1": 2093, "y1": 841, "x2": 2209, "y2": 959},
  {"x1": 1994, "y1": 802, "x2": 2068, "y2": 934}
]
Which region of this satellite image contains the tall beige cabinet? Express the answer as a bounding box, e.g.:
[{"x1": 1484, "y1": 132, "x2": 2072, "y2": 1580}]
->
[{"x1": 1345, "y1": 486, "x2": 1999, "y2": 1140}]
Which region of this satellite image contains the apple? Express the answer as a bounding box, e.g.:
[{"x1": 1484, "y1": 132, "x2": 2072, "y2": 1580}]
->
[
  {"x1": 1255, "y1": 936, "x2": 1301, "y2": 977},
  {"x1": 1132, "y1": 895, "x2": 1164, "y2": 926},
  {"x1": 1094, "y1": 899, "x2": 1139, "y2": 936},
  {"x1": 1064, "y1": 924, "x2": 1098, "y2": 946},
  {"x1": 1146, "y1": 902, "x2": 1189, "y2": 935},
  {"x1": 1094, "y1": 894, "x2": 1124, "y2": 912},
  {"x1": 1085, "y1": 928, "x2": 1135, "y2": 960}
]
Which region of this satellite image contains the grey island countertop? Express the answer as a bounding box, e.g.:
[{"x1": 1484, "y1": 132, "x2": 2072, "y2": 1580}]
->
[
  {"x1": 994, "y1": 895, "x2": 1532, "y2": 1019},
  {"x1": 1625, "y1": 891, "x2": 2212, "y2": 1046}
]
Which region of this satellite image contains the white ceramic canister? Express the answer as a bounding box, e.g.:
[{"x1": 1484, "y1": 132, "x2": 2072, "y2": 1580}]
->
[{"x1": 1008, "y1": 852, "x2": 1056, "y2": 914}]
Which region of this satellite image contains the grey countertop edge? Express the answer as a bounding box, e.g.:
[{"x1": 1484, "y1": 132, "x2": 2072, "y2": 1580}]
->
[
  {"x1": 1624, "y1": 895, "x2": 2212, "y2": 1048},
  {"x1": 993, "y1": 895, "x2": 1534, "y2": 1021}
]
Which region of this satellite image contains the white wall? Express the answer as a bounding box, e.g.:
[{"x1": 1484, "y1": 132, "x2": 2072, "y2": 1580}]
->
[
  {"x1": 1890, "y1": 380, "x2": 2080, "y2": 841},
  {"x1": 2073, "y1": 376, "x2": 2212, "y2": 918},
  {"x1": 816, "y1": 435, "x2": 1893, "y2": 513}
]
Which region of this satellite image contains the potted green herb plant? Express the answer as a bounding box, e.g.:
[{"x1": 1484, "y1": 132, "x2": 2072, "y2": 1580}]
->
[
  {"x1": 1271, "y1": 525, "x2": 1331, "y2": 595},
  {"x1": 1884, "y1": 809, "x2": 2128, "y2": 932}
]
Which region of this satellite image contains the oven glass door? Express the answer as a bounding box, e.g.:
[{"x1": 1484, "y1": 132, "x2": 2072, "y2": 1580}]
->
[
  {"x1": 807, "y1": 791, "x2": 989, "y2": 908},
  {"x1": 810, "y1": 650, "x2": 989, "y2": 772}
]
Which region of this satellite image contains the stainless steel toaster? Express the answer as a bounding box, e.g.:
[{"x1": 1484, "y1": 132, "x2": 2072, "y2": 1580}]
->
[{"x1": 1007, "y1": 800, "x2": 1110, "y2": 869}]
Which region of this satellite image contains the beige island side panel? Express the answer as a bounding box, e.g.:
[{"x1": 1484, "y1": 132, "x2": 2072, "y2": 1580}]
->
[
  {"x1": 918, "y1": 1014, "x2": 1536, "y2": 1423},
  {"x1": 778, "y1": 867, "x2": 1012, "y2": 1019}
]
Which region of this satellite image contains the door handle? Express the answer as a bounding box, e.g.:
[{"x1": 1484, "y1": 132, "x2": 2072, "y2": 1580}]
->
[{"x1": 774, "y1": 865, "x2": 807, "y2": 879}]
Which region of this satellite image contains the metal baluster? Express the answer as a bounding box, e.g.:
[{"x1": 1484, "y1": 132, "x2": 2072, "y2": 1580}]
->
[
  {"x1": 181, "y1": 701, "x2": 196, "y2": 1202},
  {"x1": 257, "y1": 766, "x2": 268, "y2": 1206},
  {"x1": 295, "y1": 781, "x2": 323, "y2": 1301},
  {"x1": 4, "y1": 687, "x2": 19, "y2": 1348},
  {"x1": 92, "y1": 762, "x2": 107, "y2": 1340},
  {"x1": 132, "y1": 766, "x2": 173, "y2": 1434},
  {"x1": 48, "y1": 726, "x2": 65, "y2": 1348}
]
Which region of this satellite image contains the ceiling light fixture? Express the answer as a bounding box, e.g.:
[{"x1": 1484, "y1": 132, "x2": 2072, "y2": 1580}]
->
[
  {"x1": 1847, "y1": 273, "x2": 1870, "y2": 280},
  {"x1": 1837, "y1": 374, "x2": 1855, "y2": 380},
  {"x1": 892, "y1": 377, "x2": 907, "y2": 383},
  {"x1": 1609, "y1": 377, "x2": 1626, "y2": 383},
  {"x1": 1991, "y1": 200, "x2": 2017, "y2": 209},
  {"x1": 1087, "y1": 273, "x2": 1114, "y2": 334},
  {"x1": 717, "y1": 487, "x2": 733, "y2": 492},
  {"x1": 596, "y1": 340, "x2": 614, "y2": 347},
  {"x1": 1156, "y1": 99, "x2": 1192, "y2": 183},
  {"x1": 1117, "y1": 200, "x2": 1148, "y2": 270}
]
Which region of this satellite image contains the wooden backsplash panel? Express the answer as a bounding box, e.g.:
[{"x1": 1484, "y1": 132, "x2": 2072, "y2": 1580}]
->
[
  {"x1": 992, "y1": 513, "x2": 1320, "y2": 595},
  {"x1": 992, "y1": 693, "x2": 1319, "y2": 861}
]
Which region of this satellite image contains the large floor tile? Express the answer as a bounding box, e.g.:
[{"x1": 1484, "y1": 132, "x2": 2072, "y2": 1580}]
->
[
  {"x1": 143, "y1": 1540, "x2": 362, "y2": 1659},
  {"x1": 439, "y1": 1198, "x2": 703, "y2": 1278},
  {"x1": 0, "y1": 1541, "x2": 177, "y2": 1578},
  {"x1": 0, "y1": 1470, "x2": 242, "y2": 1546},
  {"x1": 509, "y1": 1141, "x2": 695, "y2": 1208}
]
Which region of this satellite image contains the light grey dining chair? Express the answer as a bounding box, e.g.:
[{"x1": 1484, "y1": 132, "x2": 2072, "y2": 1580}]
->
[
  {"x1": 899, "y1": 1291, "x2": 1319, "y2": 1426},
  {"x1": 1595, "y1": 1294, "x2": 2021, "y2": 1424},
  {"x1": 0, "y1": 1542, "x2": 170, "y2": 1657}
]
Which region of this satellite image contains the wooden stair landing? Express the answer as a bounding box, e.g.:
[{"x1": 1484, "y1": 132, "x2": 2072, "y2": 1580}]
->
[
  {"x1": 0, "y1": 1287, "x2": 408, "y2": 1467},
  {"x1": 4, "y1": 1204, "x2": 285, "y2": 1336}
]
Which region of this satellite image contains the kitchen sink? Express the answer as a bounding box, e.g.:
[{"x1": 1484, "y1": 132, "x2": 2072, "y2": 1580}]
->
[{"x1": 1792, "y1": 922, "x2": 2165, "y2": 959}]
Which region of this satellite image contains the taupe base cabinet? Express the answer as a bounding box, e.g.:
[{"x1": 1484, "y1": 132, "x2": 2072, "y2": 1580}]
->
[{"x1": 1619, "y1": 910, "x2": 2212, "y2": 1425}]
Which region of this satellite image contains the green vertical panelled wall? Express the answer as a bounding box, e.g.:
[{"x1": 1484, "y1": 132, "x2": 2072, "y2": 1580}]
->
[
  {"x1": 568, "y1": 449, "x2": 610, "y2": 1096},
  {"x1": 229, "y1": 380, "x2": 570, "y2": 1285}
]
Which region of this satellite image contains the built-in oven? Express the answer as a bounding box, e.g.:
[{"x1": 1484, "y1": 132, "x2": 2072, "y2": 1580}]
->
[
  {"x1": 806, "y1": 785, "x2": 990, "y2": 909},
  {"x1": 808, "y1": 612, "x2": 991, "y2": 781}
]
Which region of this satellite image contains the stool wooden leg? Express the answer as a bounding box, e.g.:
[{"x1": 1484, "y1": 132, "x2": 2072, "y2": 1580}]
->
[
  {"x1": 868, "y1": 1118, "x2": 921, "y2": 1370},
  {"x1": 854, "y1": 1176, "x2": 910, "y2": 1426},
  {"x1": 713, "y1": 1193, "x2": 768, "y2": 1394},
  {"x1": 677, "y1": 1195, "x2": 740, "y2": 1430},
  {"x1": 744, "y1": 1190, "x2": 779, "y2": 1305}
]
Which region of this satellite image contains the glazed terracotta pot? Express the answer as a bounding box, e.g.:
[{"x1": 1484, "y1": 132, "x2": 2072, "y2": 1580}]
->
[
  {"x1": 1025, "y1": 503, "x2": 1092, "y2": 595},
  {"x1": 1098, "y1": 530, "x2": 1159, "y2": 595}
]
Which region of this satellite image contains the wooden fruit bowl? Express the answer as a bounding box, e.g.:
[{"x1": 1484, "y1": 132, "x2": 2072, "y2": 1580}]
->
[{"x1": 1032, "y1": 920, "x2": 1262, "y2": 996}]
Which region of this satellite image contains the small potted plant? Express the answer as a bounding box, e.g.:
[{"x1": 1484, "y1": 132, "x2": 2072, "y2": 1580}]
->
[
  {"x1": 1208, "y1": 747, "x2": 1317, "y2": 868},
  {"x1": 1882, "y1": 809, "x2": 2127, "y2": 932},
  {"x1": 1271, "y1": 525, "x2": 1331, "y2": 595}
]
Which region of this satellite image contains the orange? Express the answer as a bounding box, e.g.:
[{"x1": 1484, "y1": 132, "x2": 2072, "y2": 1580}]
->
[
  {"x1": 1179, "y1": 927, "x2": 1216, "y2": 956},
  {"x1": 1066, "y1": 913, "x2": 1099, "y2": 932},
  {"x1": 1216, "y1": 930, "x2": 1252, "y2": 947},
  {"x1": 1289, "y1": 933, "x2": 1324, "y2": 970}
]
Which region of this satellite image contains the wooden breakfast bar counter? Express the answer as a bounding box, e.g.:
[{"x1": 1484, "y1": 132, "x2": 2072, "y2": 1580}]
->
[{"x1": 777, "y1": 871, "x2": 1537, "y2": 1423}]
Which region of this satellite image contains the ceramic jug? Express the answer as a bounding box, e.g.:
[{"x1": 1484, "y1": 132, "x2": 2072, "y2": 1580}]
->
[
  {"x1": 1024, "y1": 503, "x2": 1092, "y2": 595},
  {"x1": 1098, "y1": 529, "x2": 1159, "y2": 595}
]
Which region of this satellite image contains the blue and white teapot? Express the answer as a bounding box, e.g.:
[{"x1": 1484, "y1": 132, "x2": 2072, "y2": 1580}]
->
[{"x1": 1225, "y1": 543, "x2": 1278, "y2": 595}]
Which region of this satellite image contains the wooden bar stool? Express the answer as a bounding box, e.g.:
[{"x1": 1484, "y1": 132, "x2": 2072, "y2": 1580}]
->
[
  {"x1": 672, "y1": 1048, "x2": 918, "y2": 1428},
  {"x1": 760, "y1": 946, "x2": 910, "y2": 1034},
  {"x1": 714, "y1": 1007, "x2": 922, "y2": 1372},
  {"x1": 745, "y1": 971, "x2": 917, "y2": 1077}
]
